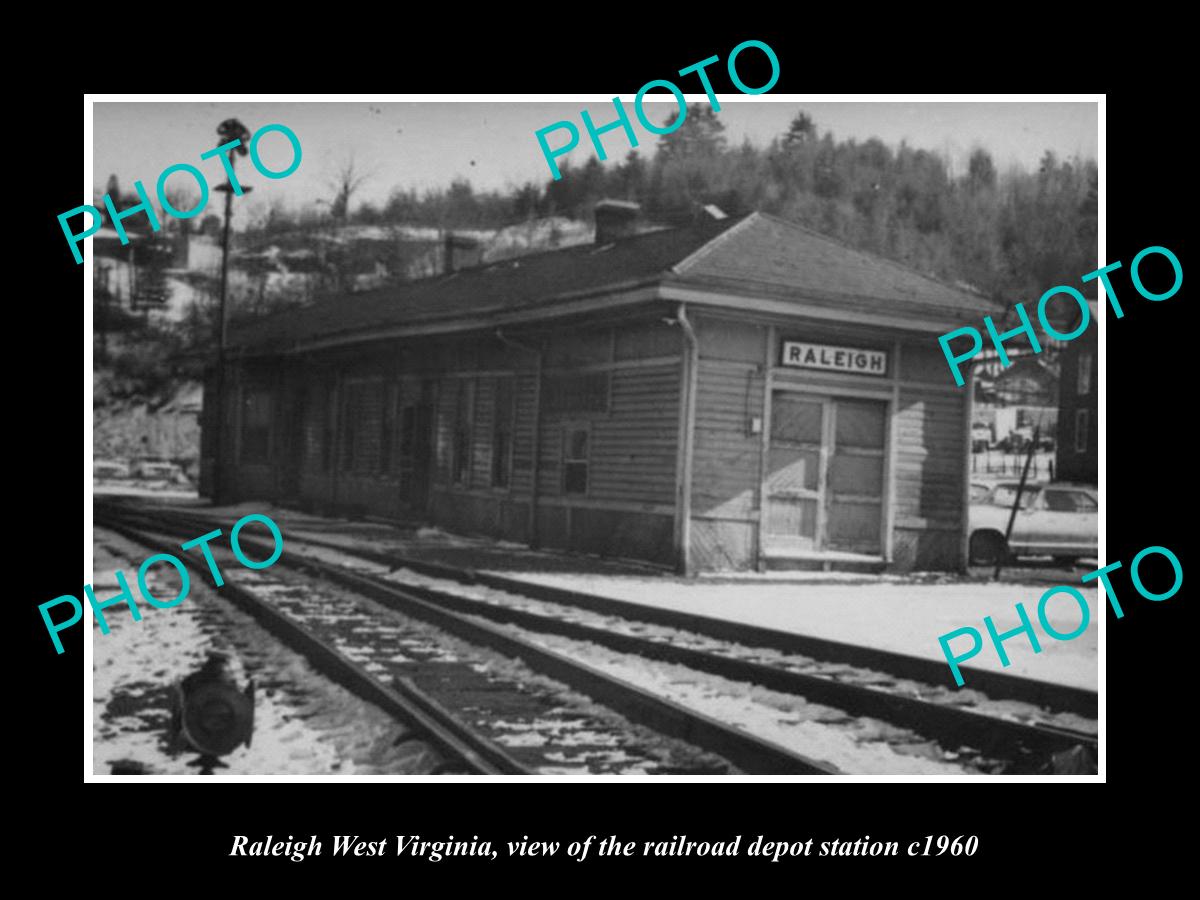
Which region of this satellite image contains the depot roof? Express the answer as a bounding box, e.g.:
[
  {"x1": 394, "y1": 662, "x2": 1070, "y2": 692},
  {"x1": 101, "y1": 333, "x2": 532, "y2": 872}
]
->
[{"x1": 228, "y1": 211, "x2": 997, "y2": 355}]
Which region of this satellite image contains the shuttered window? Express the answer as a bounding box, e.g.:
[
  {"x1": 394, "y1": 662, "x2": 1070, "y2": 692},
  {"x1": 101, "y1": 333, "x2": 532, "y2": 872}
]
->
[{"x1": 340, "y1": 381, "x2": 384, "y2": 474}]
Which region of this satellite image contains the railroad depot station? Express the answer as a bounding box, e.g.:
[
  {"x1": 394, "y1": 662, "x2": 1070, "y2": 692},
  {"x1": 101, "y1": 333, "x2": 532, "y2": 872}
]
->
[{"x1": 202, "y1": 202, "x2": 996, "y2": 574}]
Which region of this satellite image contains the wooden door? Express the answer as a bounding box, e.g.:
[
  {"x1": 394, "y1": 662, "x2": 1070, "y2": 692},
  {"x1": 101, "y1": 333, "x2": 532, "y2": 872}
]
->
[
  {"x1": 763, "y1": 394, "x2": 829, "y2": 552},
  {"x1": 824, "y1": 398, "x2": 887, "y2": 555}
]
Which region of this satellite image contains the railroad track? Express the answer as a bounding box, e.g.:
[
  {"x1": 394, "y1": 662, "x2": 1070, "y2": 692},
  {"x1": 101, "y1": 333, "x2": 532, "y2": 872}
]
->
[
  {"x1": 95, "y1": 502, "x2": 1098, "y2": 774},
  {"x1": 96, "y1": 519, "x2": 527, "y2": 775},
  {"x1": 102, "y1": 499, "x2": 1097, "y2": 717},
  {"x1": 97, "y1": 513, "x2": 831, "y2": 775}
]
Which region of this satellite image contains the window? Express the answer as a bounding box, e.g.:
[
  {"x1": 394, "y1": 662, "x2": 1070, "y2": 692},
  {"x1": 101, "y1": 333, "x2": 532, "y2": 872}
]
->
[
  {"x1": 991, "y1": 485, "x2": 1037, "y2": 509},
  {"x1": 1075, "y1": 409, "x2": 1089, "y2": 453},
  {"x1": 1044, "y1": 489, "x2": 1096, "y2": 513},
  {"x1": 544, "y1": 372, "x2": 609, "y2": 414},
  {"x1": 301, "y1": 386, "x2": 331, "y2": 473},
  {"x1": 1078, "y1": 352, "x2": 1093, "y2": 396},
  {"x1": 240, "y1": 388, "x2": 272, "y2": 464},
  {"x1": 339, "y1": 381, "x2": 384, "y2": 474},
  {"x1": 452, "y1": 379, "x2": 474, "y2": 485},
  {"x1": 492, "y1": 377, "x2": 514, "y2": 488},
  {"x1": 563, "y1": 426, "x2": 590, "y2": 495}
]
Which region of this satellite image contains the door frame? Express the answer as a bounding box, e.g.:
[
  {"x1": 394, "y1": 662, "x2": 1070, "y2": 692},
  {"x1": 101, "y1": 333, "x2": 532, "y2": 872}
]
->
[
  {"x1": 760, "y1": 384, "x2": 893, "y2": 560},
  {"x1": 760, "y1": 395, "x2": 832, "y2": 553}
]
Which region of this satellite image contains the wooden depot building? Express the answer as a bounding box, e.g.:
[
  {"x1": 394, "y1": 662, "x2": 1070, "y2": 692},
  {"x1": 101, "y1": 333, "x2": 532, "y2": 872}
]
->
[{"x1": 202, "y1": 202, "x2": 996, "y2": 574}]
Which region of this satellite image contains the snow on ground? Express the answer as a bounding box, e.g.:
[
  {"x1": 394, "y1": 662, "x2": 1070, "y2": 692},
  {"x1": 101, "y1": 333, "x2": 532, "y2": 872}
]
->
[
  {"x1": 94, "y1": 483, "x2": 199, "y2": 499},
  {"x1": 92, "y1": 533, "x2": 434, "y2": 775},
  {"x1": 492, "y1": 625, "x2": 982, "y2": 776},
  {"x1": 499, "y1": 574, "x2": 1099, "y2": 691},
  {"x1": 377, "y1": 566, "x2": 1094, "y2": 733},
  {"x1": 120, "y1": 499, "x2": 1098, "y2": 691}
]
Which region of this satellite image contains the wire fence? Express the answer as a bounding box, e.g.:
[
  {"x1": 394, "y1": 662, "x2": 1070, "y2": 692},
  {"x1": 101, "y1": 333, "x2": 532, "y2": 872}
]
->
[{"x1": 971, "y1": 449, "x2": 1056, "y2": 479}]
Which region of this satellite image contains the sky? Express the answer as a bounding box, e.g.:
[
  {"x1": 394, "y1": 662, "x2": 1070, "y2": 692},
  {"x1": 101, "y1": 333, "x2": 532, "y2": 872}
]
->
[{"x1": 92, "y1": 99, "x2": 1098, "y2": 225}]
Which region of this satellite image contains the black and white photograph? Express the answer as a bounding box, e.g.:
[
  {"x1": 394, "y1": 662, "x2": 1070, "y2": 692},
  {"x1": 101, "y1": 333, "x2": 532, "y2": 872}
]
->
[{"x1": 85, "y1": 96, "x2": 1101, "y2": 779}]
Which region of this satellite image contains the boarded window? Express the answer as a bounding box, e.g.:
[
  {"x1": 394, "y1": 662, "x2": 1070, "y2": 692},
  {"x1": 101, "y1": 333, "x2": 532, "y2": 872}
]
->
[
  {"x1": 240, "y1": 388, "x2": 272, "y2": 464},
  {"x1": 340, "y1": 381, "x2": 384, "y2": 474},
  {"x1": 301, "y1": 385, "x2": 331, "y2": 472},
  {"x1": 452, "y1": 379, "x2": 475, "y2": 485},
  {"x1": 563, "y1": 426, "x2": 590, "y2": 495},
  {"x1": 1074, "y1": 409, "x2": 1089, "y2": 453},
  {"x1": 492, "y1": 377, "x2": 514, "y2": 488},
  {"x1": 544, "y1": 372, "x2": 609, "y2": 415}
]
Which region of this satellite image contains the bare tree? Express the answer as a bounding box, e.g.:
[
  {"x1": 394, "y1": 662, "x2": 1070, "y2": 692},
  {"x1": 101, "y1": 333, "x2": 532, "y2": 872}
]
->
[{"x1": 325, "y1": 154, "x2": 375, "y2": 222}]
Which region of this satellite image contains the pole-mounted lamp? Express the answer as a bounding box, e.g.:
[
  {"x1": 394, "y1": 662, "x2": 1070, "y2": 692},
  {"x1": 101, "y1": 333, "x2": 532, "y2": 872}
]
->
[{"x1": 211, "y1": 118, "x2": 253, "y2": 504}]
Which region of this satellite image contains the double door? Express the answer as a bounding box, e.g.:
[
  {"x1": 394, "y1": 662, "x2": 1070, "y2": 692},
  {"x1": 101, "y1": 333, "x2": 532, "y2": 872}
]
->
[{"x1": 763, "y1": 393, "x2": 888, "y2": 556}]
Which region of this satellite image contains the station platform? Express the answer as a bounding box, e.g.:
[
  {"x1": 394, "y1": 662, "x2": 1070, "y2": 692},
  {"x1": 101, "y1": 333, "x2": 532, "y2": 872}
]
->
[{"x1": 95, "y1": 493, "x2": 1100, "y2": 692}]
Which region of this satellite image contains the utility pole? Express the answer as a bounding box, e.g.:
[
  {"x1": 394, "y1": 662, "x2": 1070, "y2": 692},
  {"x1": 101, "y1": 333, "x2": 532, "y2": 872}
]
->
[
  {"x1": 996, "y1": 422, "x2": 1041, "y2": 581},
  {"x1": 210, "y1": 118, "x2": 252, "y2": 504}
]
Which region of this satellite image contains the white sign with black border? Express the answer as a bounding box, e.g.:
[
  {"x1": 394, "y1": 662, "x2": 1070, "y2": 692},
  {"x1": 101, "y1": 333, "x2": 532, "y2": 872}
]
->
[{"x1": 782, "y1": 341, "x2": 887, "y2": 376}]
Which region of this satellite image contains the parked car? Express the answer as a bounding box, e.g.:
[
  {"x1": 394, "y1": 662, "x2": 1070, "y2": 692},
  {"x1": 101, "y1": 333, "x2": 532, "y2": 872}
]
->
[
  {"x1": 968, "y1": 481, "x2": 1097, "y2": 566},
  {"x1": 93, "y1": 458, "x2": 131, "y2": 480},
  {"x1": 131, "y1": 457, "x2": 187, "y2": 483}
]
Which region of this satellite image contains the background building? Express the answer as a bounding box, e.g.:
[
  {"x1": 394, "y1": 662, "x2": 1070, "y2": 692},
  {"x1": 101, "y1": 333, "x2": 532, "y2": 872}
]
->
[{"x1": 1055, "y1": 300, "x2": 1098, "y2": 483}]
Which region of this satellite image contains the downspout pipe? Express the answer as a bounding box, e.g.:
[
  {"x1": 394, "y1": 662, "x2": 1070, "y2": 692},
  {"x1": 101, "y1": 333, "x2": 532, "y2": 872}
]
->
[
  {"x1": 496, "y1": 329, "x2": 544, "y2": 549},
  {"x1": 674, "y1": 304, "x2": 698, "y2": 576}
]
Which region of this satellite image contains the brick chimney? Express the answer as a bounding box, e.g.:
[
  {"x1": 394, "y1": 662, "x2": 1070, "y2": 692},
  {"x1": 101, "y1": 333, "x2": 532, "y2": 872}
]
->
[
  {"x1": 594, "y1": 199, "x2": 642, "y2": 244},
  {"x1": 443, "y1": 232, "x2": 483, "y2": 273}
]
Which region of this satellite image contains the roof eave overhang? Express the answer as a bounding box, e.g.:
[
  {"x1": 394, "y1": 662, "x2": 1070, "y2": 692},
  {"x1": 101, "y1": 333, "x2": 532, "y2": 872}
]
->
[
  {"x1": 228, "y1": 270, "x2": 999, "y2": 360},
  {"x1": 230, "y1": 278, "x2": 667, "y2": 358},
  {"x1": 660, "y1": 279, "x2": 997, "y2": 335}
]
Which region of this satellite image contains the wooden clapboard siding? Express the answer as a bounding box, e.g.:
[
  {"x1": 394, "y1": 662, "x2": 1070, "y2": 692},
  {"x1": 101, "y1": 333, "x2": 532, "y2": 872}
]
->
[
  {"x1": 899, "y1": 341, "x2": 956, "y2": 384},
  {"x1": 691, "y1": 359, "x2": 764, "y2": 521},
  {"x1": 538, "y1": 362, "x2": 680, "y2": 506},
  {"x1": 893, "y1": 387, "x2": 966, "y2": 525}
]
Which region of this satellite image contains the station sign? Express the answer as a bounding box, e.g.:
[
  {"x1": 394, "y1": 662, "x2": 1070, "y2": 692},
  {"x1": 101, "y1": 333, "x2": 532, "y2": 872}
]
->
[{"x1": 782, "y1": 341, "x2": 887, "y2": 376}]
